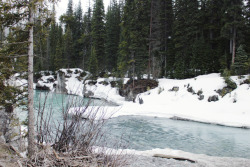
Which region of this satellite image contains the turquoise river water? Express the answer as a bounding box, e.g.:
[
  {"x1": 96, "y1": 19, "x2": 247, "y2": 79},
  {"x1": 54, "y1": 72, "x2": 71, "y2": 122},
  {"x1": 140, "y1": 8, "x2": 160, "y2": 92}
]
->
[{"x1": 18, "y1": 91, "x2": 250, "y2": 159}]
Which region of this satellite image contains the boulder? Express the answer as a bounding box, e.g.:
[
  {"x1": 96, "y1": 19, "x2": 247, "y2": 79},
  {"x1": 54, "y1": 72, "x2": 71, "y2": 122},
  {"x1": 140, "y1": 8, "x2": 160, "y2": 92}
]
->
[{"x1": 208, "y1": 95, "x2": 219, "y2": 102}]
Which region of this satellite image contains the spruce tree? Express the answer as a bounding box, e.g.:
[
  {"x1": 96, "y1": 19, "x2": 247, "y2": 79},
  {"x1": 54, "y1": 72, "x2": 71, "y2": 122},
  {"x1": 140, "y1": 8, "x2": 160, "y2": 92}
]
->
[
  {"x1": 159, "y1": 0, "x2": 174, "y2": 78},
  {"x1": 244, "y1": 0, "x2": 250, "y2": 55},
  {"x1": 80, "y1": 6, "x2": 92, "y2": 70},
  {"x1": 64, "y1": 27, "x2": 74, "y2": 68},
  {"x1": 73, "y1": 1, "x2": 84, "y2": 67},
  {"x1": 233, "y1": 45, "x2": 249, "y2": 75},
  {"x1": 92, "y1": 0, "x2": 105, "y2": 71},
  {"x1": 89, "y1": 46, "x2": 98, "y2": 76},
  {"x1": 105, "y1": 0, "x2": 121, "y2": 72},
  {"x1": 117, "y1": 0, "x2": 134, "y2": 77}
]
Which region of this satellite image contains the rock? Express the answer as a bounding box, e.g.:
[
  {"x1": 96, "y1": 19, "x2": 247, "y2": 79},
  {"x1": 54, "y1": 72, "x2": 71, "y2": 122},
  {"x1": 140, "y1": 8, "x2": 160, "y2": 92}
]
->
[
  {"x1": 88, "y1": 80, "x2": 97, "y2": 86},
  {"x1": 36, "y1": 83, "x2": 50, "y2": 91},
  {"x1": 187, "y1": 87, "x2": 195, "y2": 94},
  {"x1": 139, "y1": 98, "x2": 144, "y2": 104},
  {"x1": 198, "y1": 95, "x2": 204, "y2": 100},
  {"x1": 169, "y1": 86, "x2": 179, "y2": 92},
  {"x1": 47, "y1": 77, "x2": 55, "y2": 83},
  {"x1": 84, "y1": 90, "x2": 94, "y2": 97},
  {"x1": 208, "y1": 95, "x2": 219, "y2": 102},
  {"x1": 197, "y1": 89, "x2": 203, "y2": 96},
  {"x1": 120, "y1": 79, "x2": 158, "y2": 102},
  {"x1": 98, "y1": 81, "x2": 109, "y2": 86}
]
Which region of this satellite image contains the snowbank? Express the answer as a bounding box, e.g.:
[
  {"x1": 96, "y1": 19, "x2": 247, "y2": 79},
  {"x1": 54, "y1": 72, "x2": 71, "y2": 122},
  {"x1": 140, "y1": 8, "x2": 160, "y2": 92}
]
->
[
  {"x1": 35, "y1": 70, "x2": 250, "y2": 128},
  {"x1": 72, "y1": 73, "x2": 250, "y2": 128}
]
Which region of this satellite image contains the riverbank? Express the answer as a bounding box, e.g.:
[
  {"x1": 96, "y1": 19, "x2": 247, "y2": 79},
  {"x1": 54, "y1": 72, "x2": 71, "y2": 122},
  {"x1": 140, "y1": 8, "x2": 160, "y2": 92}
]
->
[{"x1": 65, "y1": 72, "x2": 250, "y2": 128}]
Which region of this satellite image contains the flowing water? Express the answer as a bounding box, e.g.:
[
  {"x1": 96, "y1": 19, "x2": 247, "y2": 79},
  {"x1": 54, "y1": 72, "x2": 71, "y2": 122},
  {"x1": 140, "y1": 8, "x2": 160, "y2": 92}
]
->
[
  {"x1": 18, "y1": 91, "x2": 250, "y2": 159},
  {"x1": 104, "y1": 116, "x2": 250, "y2": 159}
]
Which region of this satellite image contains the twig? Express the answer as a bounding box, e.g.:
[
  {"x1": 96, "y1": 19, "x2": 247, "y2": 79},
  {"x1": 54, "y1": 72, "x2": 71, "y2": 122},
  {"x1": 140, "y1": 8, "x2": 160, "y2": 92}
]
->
[{"x1": 17, "y1": 160, "x2": 23, "y2": 167}]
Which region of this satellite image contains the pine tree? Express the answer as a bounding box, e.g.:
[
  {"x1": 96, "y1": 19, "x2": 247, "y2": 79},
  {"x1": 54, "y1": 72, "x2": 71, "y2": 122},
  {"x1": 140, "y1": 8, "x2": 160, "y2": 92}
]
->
[
  {"x1": 244, "y1": 0, "x2": 250, "y2": 55},
  {"x1": 54, "y1": 25, "x2": 64, "y2": 70},
  {"x1": 117, "y1": 0, "x2": 134, "y2": 77},
  {"x1": 80, "y1": 6, "x2": 92, "y2": 70},
  {"x1": 105, "y1": 0, "x2": 121, "y2": 71},
  {"x1": 173, "y1": 0, "x2": 189, "y2": 78},
  {"x1": 64, "y1": 27, "x2": 74, "y2": 67},
  {"x1": 205, "y1": 0, "x2": 225, "y2": 72},
  {"x1": 88, "y1": 46, "x2": 98, "y2": 76},
  {"x1": 73, "y1": 1, "x2": 84, "y2": 67},
  {"x1": 159, "y1": 0, "x2": 174, "y2": 78},
  {"x1": 92, "y1": 0, "x2": 105, "y2": 72},
  {"x1": 233, "y1": 45, "x2": 248, "y2": 75}
]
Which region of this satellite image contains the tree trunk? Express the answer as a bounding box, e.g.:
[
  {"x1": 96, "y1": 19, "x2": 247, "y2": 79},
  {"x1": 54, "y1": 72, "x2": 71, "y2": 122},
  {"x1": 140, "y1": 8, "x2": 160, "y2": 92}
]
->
[
  {"x1": 232, "y1": 27, "x2": 236, "y2": 65},
  {"x1": 148, "y1": 0, "x2": 153, "y2": 79},
  {"x1": 28, "y1": 0, "x2": 35, "y2": 156}
]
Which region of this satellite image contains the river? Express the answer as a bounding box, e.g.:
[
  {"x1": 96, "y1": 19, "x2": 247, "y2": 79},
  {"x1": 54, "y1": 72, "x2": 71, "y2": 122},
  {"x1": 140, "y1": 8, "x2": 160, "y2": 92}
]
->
[{"x1": 18, "y1": 91, "x2": 250, "y2": 159}]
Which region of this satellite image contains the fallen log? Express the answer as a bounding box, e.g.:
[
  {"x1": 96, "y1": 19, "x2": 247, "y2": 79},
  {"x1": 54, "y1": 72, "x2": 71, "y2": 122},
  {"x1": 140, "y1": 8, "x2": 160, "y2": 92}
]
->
[{"x1": 153, "y1": 154, "x2": 196, "y2": 163}]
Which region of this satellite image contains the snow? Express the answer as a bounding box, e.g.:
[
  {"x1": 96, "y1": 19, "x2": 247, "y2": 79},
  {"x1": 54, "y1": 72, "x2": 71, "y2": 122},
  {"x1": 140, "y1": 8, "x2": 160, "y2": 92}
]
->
[
  {"x1": 71, "y1": 73, "x2": 250, "y2": 128},
  {"x1": 7, "y1": 73, "x2": 28, "y2": 89},
  {"x1": 37, "y1": 75, "x2": 55, "y2": 90},
  {"x1": 35, "y1": 69, "x2": 250, "y2": 128}
]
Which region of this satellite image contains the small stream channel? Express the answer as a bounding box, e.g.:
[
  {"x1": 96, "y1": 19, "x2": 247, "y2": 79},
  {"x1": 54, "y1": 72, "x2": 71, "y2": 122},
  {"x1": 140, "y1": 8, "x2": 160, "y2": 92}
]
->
[{"x1": 18, "y1": 91, "x2": 250, "y2": 159}]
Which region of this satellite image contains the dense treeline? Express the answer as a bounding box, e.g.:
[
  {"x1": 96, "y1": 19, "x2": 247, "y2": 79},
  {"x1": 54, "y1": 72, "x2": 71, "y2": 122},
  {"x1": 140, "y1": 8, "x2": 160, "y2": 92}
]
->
[{"x1": 2, "y1": 0, "x2": 249, "y2": 79}]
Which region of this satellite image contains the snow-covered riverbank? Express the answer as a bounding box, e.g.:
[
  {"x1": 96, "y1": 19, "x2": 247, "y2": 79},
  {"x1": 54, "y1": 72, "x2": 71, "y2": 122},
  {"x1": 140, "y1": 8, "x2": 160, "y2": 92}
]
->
[
  {"x1": 35, "y1": 69, "x2": 250, "y2": 128},
  {"x1": 64, "y1": 72, "x2": 250, "y2": 128},
  {"x1": 15, "y1": 69, "x2": 250, "y2": 166}
]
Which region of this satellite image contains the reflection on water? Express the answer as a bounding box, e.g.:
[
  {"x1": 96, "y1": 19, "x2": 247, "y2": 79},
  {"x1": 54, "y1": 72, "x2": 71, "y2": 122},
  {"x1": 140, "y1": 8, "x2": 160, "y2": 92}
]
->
[{"x1": 104, "y1": 116, "x2": 250, "y2": 159}]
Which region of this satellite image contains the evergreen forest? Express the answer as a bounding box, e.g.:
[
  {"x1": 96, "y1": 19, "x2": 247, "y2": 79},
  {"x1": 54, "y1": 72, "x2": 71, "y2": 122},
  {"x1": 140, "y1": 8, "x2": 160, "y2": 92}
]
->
[{"x1": 1, "y1": 0, "x2": 250, "y2": 80}]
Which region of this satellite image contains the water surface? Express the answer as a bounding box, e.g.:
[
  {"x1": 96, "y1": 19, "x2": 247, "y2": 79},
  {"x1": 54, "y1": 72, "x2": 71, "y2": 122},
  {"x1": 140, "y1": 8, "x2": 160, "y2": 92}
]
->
[{"x1": 104, "y1": 116, "x2": 250, "y2": 159}]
